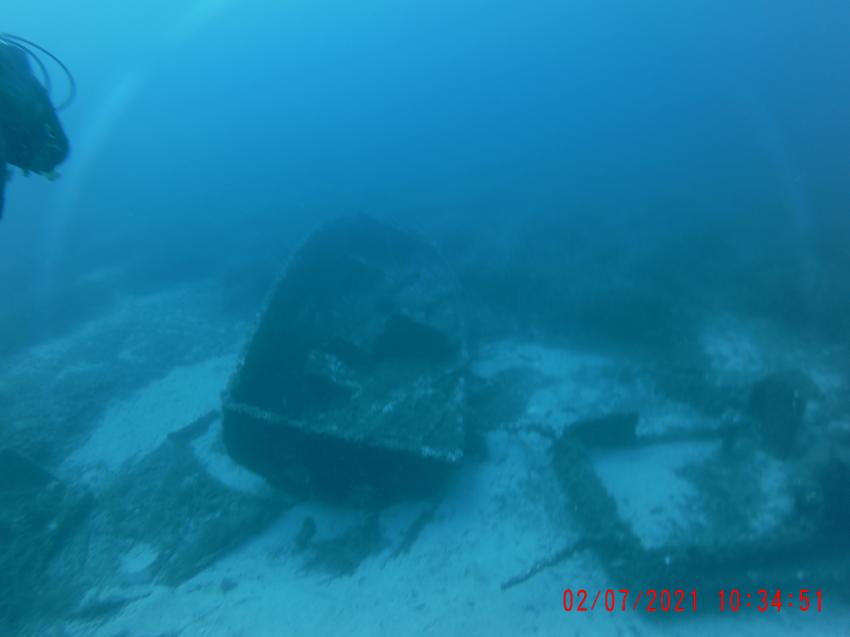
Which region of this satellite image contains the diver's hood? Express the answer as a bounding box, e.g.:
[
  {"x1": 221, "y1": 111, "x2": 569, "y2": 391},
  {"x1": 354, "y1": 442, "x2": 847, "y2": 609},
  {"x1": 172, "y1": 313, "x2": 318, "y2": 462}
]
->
[
  {"x1": 0, "y1": 35, "x2": 73, "y2": 174},
  {"x1": 0, "y1": 34, "x2": 72, "y2": 219},
  {"x1": 30, "y1": 111, "x2": 70, "y2": 174}
]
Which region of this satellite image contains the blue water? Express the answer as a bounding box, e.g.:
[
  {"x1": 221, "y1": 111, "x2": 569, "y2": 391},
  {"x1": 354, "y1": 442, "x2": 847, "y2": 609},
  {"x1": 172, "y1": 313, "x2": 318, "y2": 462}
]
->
[
  {"x1": 3, "y1": 1, "x2": 849, "y2": 311},
  {"x1": 2, "y1": 1, "x2": 850, "y2": 634}
]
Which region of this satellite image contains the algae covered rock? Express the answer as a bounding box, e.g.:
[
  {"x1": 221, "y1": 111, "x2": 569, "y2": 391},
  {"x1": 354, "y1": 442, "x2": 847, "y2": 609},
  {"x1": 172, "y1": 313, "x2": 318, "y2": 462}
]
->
[{"x1": 223, "y1": 215, "x2": 468, "y2": 501}]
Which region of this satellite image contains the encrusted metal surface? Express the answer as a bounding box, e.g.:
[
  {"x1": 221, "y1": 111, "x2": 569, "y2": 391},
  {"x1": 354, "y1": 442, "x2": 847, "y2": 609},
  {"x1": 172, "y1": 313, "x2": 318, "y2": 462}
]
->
[{"x1": 223, "y1": 215, "x2": 468, "y2": 497}]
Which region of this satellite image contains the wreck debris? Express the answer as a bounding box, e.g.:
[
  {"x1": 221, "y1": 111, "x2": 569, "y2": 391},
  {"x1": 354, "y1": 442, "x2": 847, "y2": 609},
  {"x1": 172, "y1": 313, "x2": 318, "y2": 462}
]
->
[
  {"x1": 223, "y1": 215, "x2": 468, "y2": 502},
  {"x1": 746, "y1": 370, "x2": 815, "y2": 457},
  {"x1": 502, "y1": 410, "x2": 850, "y2": 602}
]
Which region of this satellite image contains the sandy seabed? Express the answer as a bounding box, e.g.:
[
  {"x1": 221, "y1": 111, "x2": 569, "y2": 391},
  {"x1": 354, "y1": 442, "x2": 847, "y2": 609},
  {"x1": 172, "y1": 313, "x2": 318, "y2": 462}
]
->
[{"x1": 5, "y1": 283, "x2": 848, "y2": 637}]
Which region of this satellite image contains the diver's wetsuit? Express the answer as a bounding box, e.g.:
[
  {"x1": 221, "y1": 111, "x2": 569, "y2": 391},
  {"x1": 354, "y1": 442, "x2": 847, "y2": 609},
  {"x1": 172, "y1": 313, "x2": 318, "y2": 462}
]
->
[{"x1": 0, "y1": 41, "x2": 69, "y2": 219}]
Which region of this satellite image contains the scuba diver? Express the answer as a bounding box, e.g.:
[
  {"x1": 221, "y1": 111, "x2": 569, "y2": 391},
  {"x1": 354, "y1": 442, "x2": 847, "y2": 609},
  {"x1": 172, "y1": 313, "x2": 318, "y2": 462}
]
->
[{"x1": 0, "y1": 33, "x2": 74, "y2": 220}]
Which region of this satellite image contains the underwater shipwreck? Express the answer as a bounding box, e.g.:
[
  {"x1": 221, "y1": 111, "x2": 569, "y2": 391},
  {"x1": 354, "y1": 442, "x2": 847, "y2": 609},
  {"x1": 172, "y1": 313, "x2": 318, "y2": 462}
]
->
[
  {"x1": 222, "y1": 215, "x2": 469, "y2": 502},
  {"x1": 2, "y1": 215, "x2": 849, "y2": 633},
  {"x1": 218, "y1": 215, "x2": 850, "y2": 596},
  {"x1": 223, "y1": 217, "x2": 850, "y2": 590}
]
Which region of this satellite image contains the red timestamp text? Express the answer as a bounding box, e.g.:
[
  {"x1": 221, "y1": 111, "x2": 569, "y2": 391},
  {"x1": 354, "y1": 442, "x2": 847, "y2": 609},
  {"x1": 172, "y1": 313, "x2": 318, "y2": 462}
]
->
[
  {"x1": 718, "y1": 589, "x2": 823, "y2": 612},
  {"x1": 562, "y1": 588, "x2": 698, "y2": 613}
]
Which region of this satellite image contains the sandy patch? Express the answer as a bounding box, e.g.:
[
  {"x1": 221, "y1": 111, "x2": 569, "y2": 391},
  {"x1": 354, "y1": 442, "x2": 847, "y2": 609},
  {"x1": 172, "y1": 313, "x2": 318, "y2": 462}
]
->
[{"x1": 61, "y1": 354, "x2": 236, "y2": 489}]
